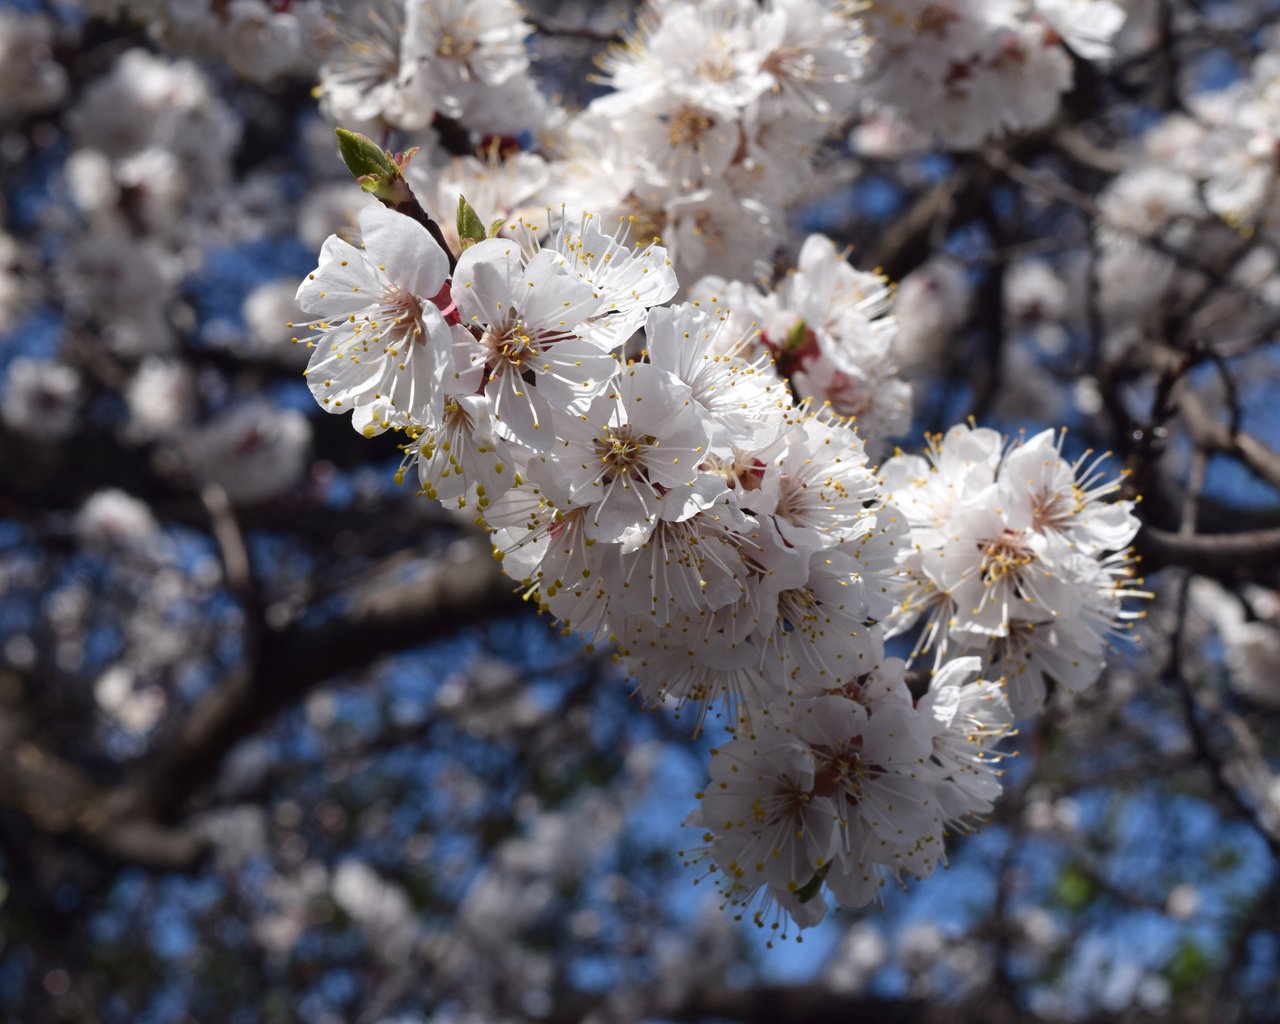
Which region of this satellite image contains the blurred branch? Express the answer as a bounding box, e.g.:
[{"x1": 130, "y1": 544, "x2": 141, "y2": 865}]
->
[
  {"x1": 0, "y1": 538, "x2": 527, "y2": 869},
  {"x1": 1136, "y1": 523, "x2": 1280, "y2": 573},
  {"x1": 653, "y1": 984, "x2": 1163, "y2": 1024},
  {"x1": 865, "y1": 164, "x2": 975, "y2": 280},
  {"x1": 524, "y1": 14, "x2": 624, "y2": 43},
  {"x1": 1178, "y1": 388, "x2": 1280, "y2": 494},
  {"x1": 0, "y1": 706, "x2": 205, "y2": 871},
  {"x1": 201, "y1": 482, "x2": 260, "y2": 630},
  {"x1": 1163, "y1": 448, "x2": 1280, "y2": 863},
  {"x1": 133, "y1": 537, "x2": 525, "y2": 818}
]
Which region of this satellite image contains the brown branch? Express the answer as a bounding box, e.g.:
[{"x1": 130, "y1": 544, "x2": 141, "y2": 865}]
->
[
  {"x1": 1178, "y1": 388, "x2": 1280, "y2": 495},
  {"x1": 0, "y1": 539, "x2": 527, "y2": 868},
  {"x1": 1166, "y1": 584, "x2": 1280, "y2": 863},
  {"x1": 524, "y1": 14, "x2": 624, "y2": 44},
  {"x1": 865, "y1": 166, "x2": 975, "y2": 281},
  {"x1": 0, "y1": 712, "x2": 206, "y2": 871},
  {"x1": 650, "y1": 983, "x2": 1158, "y2": 1024},
  {"x1": 1135, "y1": 523, "x2": 1280, "y2": 573},
  {"x1": 201, "y1": 484, "x2": 252, "y2": 600},
  {"x1": 131, "y1": 538, "x2": 525, "y2": 818}
]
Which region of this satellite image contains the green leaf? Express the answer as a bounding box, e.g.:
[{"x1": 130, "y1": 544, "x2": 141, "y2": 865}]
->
[
  {"x1": 794, "y1": 863, "x2": 830, "y2": 904},
  {"x1": 786, "y1": 318, "x2": 809, "y2": 351},
  {"x1": 1054, "y1": 863, "x2": 1095, "y2": 912},
  {"x1": 335, "y1": 128, "x2": 394, "y2": 182},
  {"x1": 488, "y1": 216, "x2": 508, "y2": 238},
  {"x1": 1164, "y1": 938, "x2": 1211, "y2": 997},
  {"x1": 457, "y1": 195, "x2": 486, "y2": 248}
]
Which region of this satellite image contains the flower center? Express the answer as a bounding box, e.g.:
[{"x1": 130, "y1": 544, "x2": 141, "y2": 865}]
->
[
  {"x1": 665, "y1": 106, "x2": 715, "y2": 148},
  {"x1": 595, "y1": 425, "x2": 656, "y2": 483},
  {"x1": 375, "y1": 285, "x2": 427, "y2": 352},
  {"x1": 479, "y1": 315, "x2": 538, "y2": 374},
  {"x1": 980, "y1": 530, "x2": 1034, "y2": 582}
]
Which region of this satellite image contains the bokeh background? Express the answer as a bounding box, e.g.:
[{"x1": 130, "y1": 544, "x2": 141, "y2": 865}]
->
[{"x1": 2, "y1": 0, "x2": 1280, "y2": 1021}]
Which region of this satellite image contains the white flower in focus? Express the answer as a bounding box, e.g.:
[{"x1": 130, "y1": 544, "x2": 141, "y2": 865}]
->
[
  {"x1": 761, "y1": 416, "x2": 879, "y2": 549},
  {"x1": 778, "y1": 236, "x2": 896, "y2": 358},
  {"x1": 693, "y1": 683, "x2": 972, "y2": 928},
  {"x1": 644, "y1": 302, "x2": 788, "y2": 448},
  {"x1": 698, "y1": 720, "x2": 838, "y2": 921},
  {"x1": 297, "y1": 204, "x2": 457, "y2": 436},
  {"x1": 791, "y1": 353, "x2": 912, "y2": 460},
  {"x1": 882, "y1": 424, "x2": 1144, "y2": 716},
  {"x1": 608, "y1": 501, "x2": 752, "y2": 627},
  {"x1": 451, "y1": 237, "x2": 614, "y2": 448},
  {"x1": 916, "y1": 656, "x2": 1012, "y2": 826},
  {"x1": 997, "y1": 429, "x2": 1139, "y2": 555},
  {"x1": 616, "y1": 517, "x2": 812, "y2": 720},
  {"x1": 755, "y1": 546, "x2": 889, "y2": 695},
  {"x1": 691, "y1": 234, "x2": 912, "y2": 458},
  {"x1": 983, "y1": 610, "x2": 1108, "y2": 718},
  {"x1": 540, "y1": 363, "x2": 712, "y2": 544},
  {"x1": 408, "y1": 393, "x2": 515, "y2": 511},
  {"x1": 880, "y1": 423, "x2": 1003, "y2": 546}
]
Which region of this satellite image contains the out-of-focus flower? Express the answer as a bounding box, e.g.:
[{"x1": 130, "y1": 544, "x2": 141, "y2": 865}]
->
[
  {"x1": 2, "y1": 356, "x2": 81, "y2": 440},
  {"x1": 183, "y1": 399, "x2": 312, "y2": 504}
]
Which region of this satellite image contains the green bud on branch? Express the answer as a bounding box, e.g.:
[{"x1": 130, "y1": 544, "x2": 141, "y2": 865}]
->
[
  {"x1": 334, "y1": 127, "x2": 456, "y2": 274},
  {"x1": 457, "y1": 195, "x2": 486, "y2": 251}
]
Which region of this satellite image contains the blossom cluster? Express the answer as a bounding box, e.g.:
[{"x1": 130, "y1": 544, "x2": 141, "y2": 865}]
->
[
  {"x1": 689, "y1": 235, "x2": 910, "y2": 462},
  {"x1": 319, "y1": 0, "x2": 546, "y2": 138},
  {"x1": 861, "y1": 0, "x2": 1127, "y2": 150},
  {"x1": 320, "y1": 0, "x2": 874, "y2": 285},
  {"x1": 687, "y1": 656, "x2": 1010, "y2": 937},
  {"x1": 295, "y1": 175, "x2": 1142, "y2": 928},
  {"x1": 72, "y1": 0, "x2": 333, "y2": 82},
  {"x1": 557, "y1": 0, "x2": 870, "y2": 282},
  {"x1": 881, "y1": 425, "x2": 1145, "y2": 720},
  {"x1": 0, "y1": 0, "x2": 1153, "y2": 940}
]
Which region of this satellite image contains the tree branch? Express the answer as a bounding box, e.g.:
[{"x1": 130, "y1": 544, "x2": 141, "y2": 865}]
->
[
  {"x1": 132, "y1": 538, "x2": 525, "y2": 818},
  {"x1": 1135, "y1": 523, "x2": 1280, "y2": 574}
]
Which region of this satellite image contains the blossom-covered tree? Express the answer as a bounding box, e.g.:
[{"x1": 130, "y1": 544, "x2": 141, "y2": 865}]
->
[{"x1": 1, "y1": 0, "x2": 1279, "y2": 1021}]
